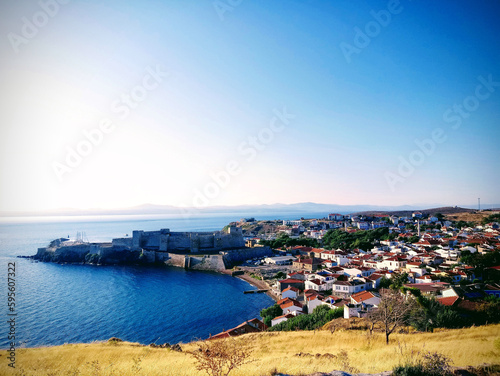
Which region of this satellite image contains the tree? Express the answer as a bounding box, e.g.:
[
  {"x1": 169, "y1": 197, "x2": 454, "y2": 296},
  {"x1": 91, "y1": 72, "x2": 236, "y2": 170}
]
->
[
  {"x1": 260, "y1": 304, "x2": 283, "y2": 327},
  {"x1": 390, "y1": 272, "x2": 409, "y2": 289},
  {"x1": 190, "y1": 338, "x2": 252, "y2": 376},
  {"x1": 368, "y1": 289, "x2": 416, "y2": 344}
]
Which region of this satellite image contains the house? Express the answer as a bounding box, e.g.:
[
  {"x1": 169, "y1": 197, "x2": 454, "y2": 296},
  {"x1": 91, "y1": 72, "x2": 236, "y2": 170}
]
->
[
  {"x1": 329, "y1": 213, "x2": 344, "y2": 221},
  {"x1": 350, "y1": 291, "x2": 380, "y2": 306},
  {"x1": 306, "y1": 293, "x2": 324, "y2": 313},
  {"x1": 278, "y1": 278, "x2": 304, "y2": 292},
  {"x1": 344, "y1": 303, "x2": 372, "y2": 319},
  {"x1": 293, "y1": 257, "x2": 320, "y2": 271},
  {"x1": 436, "y1": 296, "x2": 460, "y2": 307},
  {"x1": 332, "y1": 279, "x2": 371, "y2": 297},
  {"x1": 415, "y1": 274, "x2": 441, "y2": 284},
  {"x1": 280, "y1": 299, "x2": 303, "y2": 315},
  {"x1": 365, "y1": 273, "x2": 384, "y2": 289},
  {"x1": 281, "y1": 286, "x2": 299, "y2": 300},
  {"x1": 271, "y1": 313, "x2": 295, "y2": 327},
  {"x1": 287, "y1": 271, "x2": 306, "y2": 280},
  {"x1": 379, "y1": 256, "x2": 407, "y2": 271},
  {"x1": 343, "y1": 267, "x2": 375, "y2": 278},
  {"x1": 357, "y1": 222, "x2": 370, "y2": 230}
]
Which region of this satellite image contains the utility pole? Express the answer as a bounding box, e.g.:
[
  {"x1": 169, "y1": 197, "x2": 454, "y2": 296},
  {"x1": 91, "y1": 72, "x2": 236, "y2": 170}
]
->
[{"x1": 478, "y1": 197, "x2": 481, "y2": 211}]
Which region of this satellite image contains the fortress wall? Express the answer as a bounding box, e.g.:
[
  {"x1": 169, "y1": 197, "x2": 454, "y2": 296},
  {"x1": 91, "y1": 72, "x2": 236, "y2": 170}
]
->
[
  {"x1": 219, "y1": 234, "x2": 245, "y2": 249},
  {"x1": 168, "y1": 233, "x2": 191, "y2": 250},
  {"x1": 55, "y1": 244, "x2": 92, "y2": 257},
  {"x1": 198, "y1": 234, "x2": 215, "y2": 249},
  {"x1": 161, "y1": 253, "x2": 188, "y2": 268},
  {"x1": 143, "y1": 232, "x2": 161, "y2": 249},
  {"x1": 223, "y1": 246, "x2": 273, "y2": 267},
  {"x1": 188, "y1": 255, "x2": 226, "y2": 271},
  {"x1": 112, "y1": 238, "x2": 133, "y2": 248}
]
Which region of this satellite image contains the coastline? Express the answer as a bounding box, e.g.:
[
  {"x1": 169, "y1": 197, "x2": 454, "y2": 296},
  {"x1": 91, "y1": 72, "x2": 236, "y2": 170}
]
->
[{"x1": 234, "y1": 272, "x2": 279, "y2": 302}]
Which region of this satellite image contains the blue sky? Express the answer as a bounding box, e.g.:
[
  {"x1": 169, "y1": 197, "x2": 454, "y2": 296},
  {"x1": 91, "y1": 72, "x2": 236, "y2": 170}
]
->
[{"x1": 0, "y1": 0, "x2": 499, "y2": 212}]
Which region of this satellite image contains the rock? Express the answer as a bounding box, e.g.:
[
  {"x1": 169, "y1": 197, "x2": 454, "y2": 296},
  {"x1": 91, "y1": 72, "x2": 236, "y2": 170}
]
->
[
  {"x1": 171, "y1": 343, "x2": 182, "y2": 352},
  {"x1": 108, "y1": 337, "x2": 123, "y2": 342}
]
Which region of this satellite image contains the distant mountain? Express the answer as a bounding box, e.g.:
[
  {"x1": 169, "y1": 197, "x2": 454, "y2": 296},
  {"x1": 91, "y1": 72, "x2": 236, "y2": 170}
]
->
[{"x1": 1, "y1": 202, "x2": 499, "y2": 218}]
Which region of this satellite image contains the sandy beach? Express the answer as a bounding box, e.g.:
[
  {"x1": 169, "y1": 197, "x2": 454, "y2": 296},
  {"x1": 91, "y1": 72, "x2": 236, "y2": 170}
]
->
[{"x1": 235, "y1": 273, "x2": 279, "y2": 302}]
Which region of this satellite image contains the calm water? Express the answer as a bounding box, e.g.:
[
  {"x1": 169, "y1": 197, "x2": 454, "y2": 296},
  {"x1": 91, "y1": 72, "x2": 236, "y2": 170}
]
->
[{"x1": 0, "y1": 211, "x2": 326, "y2": 348}]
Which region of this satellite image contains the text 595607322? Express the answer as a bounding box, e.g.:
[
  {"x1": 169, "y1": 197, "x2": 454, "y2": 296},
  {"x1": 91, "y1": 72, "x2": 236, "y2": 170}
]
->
[{"x1": 7, "y1": 262, "x2": 16, "y2": 368}]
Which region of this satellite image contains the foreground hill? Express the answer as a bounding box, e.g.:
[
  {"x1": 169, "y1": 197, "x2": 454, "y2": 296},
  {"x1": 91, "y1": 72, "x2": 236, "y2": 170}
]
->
[{"x1": 1, "y1": 324, "x2": 499, "y2": 376}]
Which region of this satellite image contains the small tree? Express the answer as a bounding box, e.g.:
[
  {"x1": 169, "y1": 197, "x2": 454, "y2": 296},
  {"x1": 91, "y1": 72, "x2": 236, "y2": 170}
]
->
[
  {"x1": 368, "y1": 289, "x2": 416, "y2": 344},
  {"x1": 190, "y1": 338, "x2": 252, "y2": 376}
]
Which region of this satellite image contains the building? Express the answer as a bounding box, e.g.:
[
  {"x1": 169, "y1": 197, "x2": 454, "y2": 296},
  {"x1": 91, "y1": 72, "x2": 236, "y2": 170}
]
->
[
  {"x1": 264, "y1": 256, "x2": 296, "y2": 265},
  {"x1": 293, "y1": 257, "x2": 321, "y2": 272}
]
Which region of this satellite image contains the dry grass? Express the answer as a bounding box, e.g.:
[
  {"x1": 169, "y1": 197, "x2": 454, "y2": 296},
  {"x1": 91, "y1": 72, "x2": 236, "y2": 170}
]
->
[
  {"x1": 444, "y1": 211, "x2": 497, "y2": 225},
  {"x1": 1, "y1": 324, "x2": 499, "y2": 376}
]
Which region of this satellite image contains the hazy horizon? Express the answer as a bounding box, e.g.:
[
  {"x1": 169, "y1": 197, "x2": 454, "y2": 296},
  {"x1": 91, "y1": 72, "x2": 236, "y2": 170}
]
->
[{"x1": 1, "y1": 1, "x2": 499, "y2": 212}]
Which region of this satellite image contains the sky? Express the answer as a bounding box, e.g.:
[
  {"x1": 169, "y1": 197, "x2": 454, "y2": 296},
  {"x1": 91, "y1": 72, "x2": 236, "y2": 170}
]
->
[{"x1": 0, "y1": 0, "x2": 499, "y2": 212}]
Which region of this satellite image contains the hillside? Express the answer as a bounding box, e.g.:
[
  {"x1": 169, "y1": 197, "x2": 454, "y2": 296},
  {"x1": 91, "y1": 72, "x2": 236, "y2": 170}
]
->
[
  {"x1": 353, "y1": 206, "x2": 477, "y2": 217},
  {"x1": 2, "y1": 324, "x2": 499, "y2": 376},
  {"x1": 444, "y1": 210, "x2": 500, "y2": 225}
]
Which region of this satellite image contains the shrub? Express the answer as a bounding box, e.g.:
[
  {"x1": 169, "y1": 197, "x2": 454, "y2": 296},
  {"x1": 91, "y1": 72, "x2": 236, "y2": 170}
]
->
[
  {"x1": 189, "y1": 338, "x2": 252, "y2": 376},
  {"x1": 393, "y1": 350, "x2": 452, "y2": 376}
]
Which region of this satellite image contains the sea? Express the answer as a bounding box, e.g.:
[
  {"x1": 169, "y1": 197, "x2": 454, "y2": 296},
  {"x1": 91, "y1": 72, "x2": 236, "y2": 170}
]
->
[{"x1": 0, "y1": 211, "x2": 327, "y2": 348}]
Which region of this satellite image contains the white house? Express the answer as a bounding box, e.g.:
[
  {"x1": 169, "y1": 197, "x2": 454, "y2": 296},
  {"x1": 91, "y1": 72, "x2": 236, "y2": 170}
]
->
[
  {"x1": 305, "y1": 278, "x2": 333, "y2": 292},
  {"x1": 332, "y1": 280, "x2": 370, "y2": 297},
  {"x1": 306, "y1": 294, "x2": 324, "y2": 313},
  {"x1": 350, "y1": 291, "x2": 380, "y2": 306},
  {"x1": 271, "y1": 313, "x2": 294, "y2": 327},
  {"x1": 280, "y1": 300, "x2": 303, "y2": 315},
  {"x1": 281, "y1": 286, "x2": 299, "y2": 300},
  {"x1": 343, "y1": 267, "x2": 375, "y2": 278},
  {"x1": 378, "y1": 256, "x2": 407, "y2": 271}
]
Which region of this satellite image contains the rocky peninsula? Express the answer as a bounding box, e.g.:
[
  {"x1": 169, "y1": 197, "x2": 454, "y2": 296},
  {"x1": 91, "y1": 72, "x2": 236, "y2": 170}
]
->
[{"x1": 33, "y1": 226, "x2": 273, "y2": 271}]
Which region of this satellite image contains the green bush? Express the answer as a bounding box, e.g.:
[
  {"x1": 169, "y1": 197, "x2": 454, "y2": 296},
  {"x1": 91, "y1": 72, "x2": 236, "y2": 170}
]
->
[{"x1": 268, "y1": 305, "x2": 343, "y2": 331}]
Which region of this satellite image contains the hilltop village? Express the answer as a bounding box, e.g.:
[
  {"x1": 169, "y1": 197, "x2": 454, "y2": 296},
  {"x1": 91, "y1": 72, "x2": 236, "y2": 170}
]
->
[{"x1": 210, "y1": 209, "x2": 500, "y2": 338}]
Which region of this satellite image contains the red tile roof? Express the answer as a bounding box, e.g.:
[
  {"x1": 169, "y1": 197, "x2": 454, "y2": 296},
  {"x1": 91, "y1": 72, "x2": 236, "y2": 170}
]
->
[{"x1": 437, "y1": 296, "x2": 459, "y2": 306}]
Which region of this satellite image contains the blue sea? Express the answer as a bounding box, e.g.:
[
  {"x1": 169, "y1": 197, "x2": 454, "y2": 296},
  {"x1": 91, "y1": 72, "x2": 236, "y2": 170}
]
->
[{"x1": 0, "y1": 211, "x2": 326, "y2": 348}]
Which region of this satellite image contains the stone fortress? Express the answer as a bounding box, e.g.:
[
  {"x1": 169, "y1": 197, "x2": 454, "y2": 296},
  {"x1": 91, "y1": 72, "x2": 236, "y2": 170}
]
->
[
  {"x1": 126, "y1": 226, "x2": 245, "y2": 253},
  {"x1": 35, "y1": 226, "x2": 272, "y2": 271}
]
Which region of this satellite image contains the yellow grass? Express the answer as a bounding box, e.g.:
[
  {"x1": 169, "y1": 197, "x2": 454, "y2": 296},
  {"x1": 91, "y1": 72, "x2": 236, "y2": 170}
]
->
[{"x1": 1, "y1": 324, "x2": 499, "y2": 376}]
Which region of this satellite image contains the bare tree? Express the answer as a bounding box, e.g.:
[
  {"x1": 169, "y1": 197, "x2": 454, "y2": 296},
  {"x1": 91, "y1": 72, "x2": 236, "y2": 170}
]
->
[
  {"x1": 368, "y1": 289, "x2": 416, "y2": 344},
  {"x1": 189, "y1": 338, "x2": 252, "y2": 376}
]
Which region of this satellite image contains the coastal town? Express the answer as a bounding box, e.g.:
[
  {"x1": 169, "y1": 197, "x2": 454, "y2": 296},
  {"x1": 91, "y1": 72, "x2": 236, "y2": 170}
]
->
[{"x1": 211, "y1": 208, "x2": 500, "y2": 338}]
